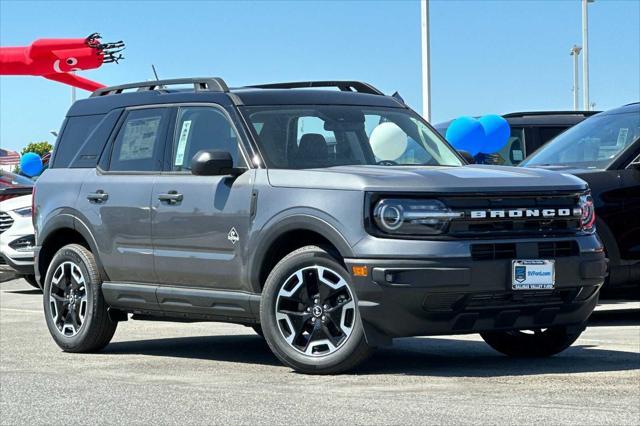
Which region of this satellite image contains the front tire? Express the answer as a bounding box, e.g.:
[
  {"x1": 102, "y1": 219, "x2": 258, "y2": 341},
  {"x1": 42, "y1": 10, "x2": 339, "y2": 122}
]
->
[
  {"x1": 260, "y1": 246, "x2": 373, "y2": 374},
  {"x1": 480, "y1": 326, "x2": 584, "y2": 357},
  {"x1": 43, "y1": 244, "x2": 117, "y2": 352}
]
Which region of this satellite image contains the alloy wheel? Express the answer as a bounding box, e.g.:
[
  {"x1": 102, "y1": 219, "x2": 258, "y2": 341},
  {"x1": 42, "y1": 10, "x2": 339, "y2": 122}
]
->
[
  {"x1": 48, "y1": 261, "x2": 88, "y2": 337},
  {"x1": 275, "y1": 265, "x2": 356, "y2": 356}
]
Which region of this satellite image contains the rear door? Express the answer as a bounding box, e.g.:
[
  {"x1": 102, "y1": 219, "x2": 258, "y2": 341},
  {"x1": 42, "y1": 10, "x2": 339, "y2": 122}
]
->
[
  {"x1": 79, "y1": 107, "x2": 172, "y2": 283},
  {"x1": 151, "y1": 104, "x2": 253, "y2": 290}
]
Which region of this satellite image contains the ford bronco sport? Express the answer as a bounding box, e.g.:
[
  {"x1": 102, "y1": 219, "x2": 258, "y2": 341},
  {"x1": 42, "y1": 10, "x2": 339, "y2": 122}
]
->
[{"x1": 34, "y1": 78, "x2": 607, "y2": 374}]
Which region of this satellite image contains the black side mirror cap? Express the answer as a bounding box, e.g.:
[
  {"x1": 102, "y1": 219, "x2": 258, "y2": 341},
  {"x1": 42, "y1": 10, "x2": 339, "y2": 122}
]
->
[
  {"x1": 191, "y1": 150, "x2": 244, "y2": 176},
  {"x1": 458, "y1": 150, "x2": 475, "y2": 164}
]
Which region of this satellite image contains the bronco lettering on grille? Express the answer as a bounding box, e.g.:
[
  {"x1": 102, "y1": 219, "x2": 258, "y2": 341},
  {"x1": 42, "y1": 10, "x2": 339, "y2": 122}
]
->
[{"x1": 468, "y1": 208, "x2": 578, "y2": 219}]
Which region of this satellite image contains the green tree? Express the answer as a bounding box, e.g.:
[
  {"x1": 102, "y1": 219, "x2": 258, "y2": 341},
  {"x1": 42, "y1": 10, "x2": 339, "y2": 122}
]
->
[{"x1": 21, "y1": 141, "x2": 52, "y2": 157}]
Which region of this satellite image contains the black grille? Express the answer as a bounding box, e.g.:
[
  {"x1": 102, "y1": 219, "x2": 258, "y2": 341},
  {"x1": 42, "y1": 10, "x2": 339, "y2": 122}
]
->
[
  {"x1": 0, "y1": 211, "x2": 13, "y2": 234},
  {"x1": 443, "y1": 193, "x2": 582, "y2": 237},
  {"x1": 471, "y1": 243, "x2": 517, "y2": 260},
  {"x1": 423, "y1": 289, "x2": 580, "y2": 312},
  {"x1": 538, "y1": 241, "x2": 580, "y2": 257},
  {"x1": 471, "y1": 241, "x2": 579, "y2": 260}
]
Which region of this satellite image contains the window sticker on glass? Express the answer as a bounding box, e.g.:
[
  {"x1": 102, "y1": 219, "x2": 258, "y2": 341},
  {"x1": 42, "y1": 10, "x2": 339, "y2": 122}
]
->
[
  {"x1": 119, "y1": 117, "x2": 160, "y2": 160},
  {"x1": 616, "y1": 128, "x2": 629, "y2": 146},
  {"x1": 175, "y1": 120, "x2": 192, "y2": 166}
]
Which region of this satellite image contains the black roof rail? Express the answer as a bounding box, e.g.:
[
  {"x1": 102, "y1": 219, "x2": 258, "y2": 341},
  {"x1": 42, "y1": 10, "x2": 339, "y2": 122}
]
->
[
  {"x1": 91, "y1": 77, "x2": 229, "y2": 97},
  {"x1": 502, "y1": 110, "x2": 599, "y2": 118},
  {"x1": 245, "y1": 80, "x2": 384, "y2": 95}
]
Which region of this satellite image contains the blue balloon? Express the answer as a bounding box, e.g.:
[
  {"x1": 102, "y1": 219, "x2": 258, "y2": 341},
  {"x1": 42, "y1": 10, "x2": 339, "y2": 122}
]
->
[
  {"x1": 20, "y1": 152, "x2": 43, "y2": 177},
  {"x1": 478, "y1": 114, "x2": 510, "y2": 154},
  {"x1": 445, "y1": 116, "x2": 485, "y2": 156}
]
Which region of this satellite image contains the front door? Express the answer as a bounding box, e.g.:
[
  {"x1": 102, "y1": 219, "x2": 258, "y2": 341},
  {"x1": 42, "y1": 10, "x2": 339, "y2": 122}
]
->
[
  {"x1": 152, "y1": 105, "x2": 253, "y2": 290},
  {"x1": 78, "y1": 107, "x2": 171, "y2": 283}
]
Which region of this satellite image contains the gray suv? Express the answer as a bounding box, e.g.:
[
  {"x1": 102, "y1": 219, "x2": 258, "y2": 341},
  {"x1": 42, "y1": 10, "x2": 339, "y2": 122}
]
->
[{"x1": 34, "y1": 78, "x2": 607, "y2": 374}]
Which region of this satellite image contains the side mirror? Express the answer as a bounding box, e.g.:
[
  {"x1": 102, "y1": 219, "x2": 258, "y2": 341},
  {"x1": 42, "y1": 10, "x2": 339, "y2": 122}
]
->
[
  {"x1": 191, "y1": 150, "x2": 235, "y2": 176},
  {"x1": 458, "y1": 150, "x2": 475, "y2": 164}
]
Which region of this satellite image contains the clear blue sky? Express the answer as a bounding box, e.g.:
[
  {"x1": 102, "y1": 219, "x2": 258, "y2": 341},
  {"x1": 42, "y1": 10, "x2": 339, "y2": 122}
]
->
[{"x1": 1, "y1": 0, "x2": 639, "y2": 152}]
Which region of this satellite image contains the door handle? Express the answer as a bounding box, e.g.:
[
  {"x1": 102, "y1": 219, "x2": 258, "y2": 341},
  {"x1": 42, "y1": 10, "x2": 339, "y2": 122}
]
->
[
  {"x1": 158, "y1": 191, "x2": 183, "y2": 204},
  {"x1": 87, "y1": 190, "x2": 108, "y2": 203}
]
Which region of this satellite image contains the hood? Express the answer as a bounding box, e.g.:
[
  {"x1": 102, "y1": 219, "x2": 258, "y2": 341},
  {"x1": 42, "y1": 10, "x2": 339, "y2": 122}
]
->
[
  {"x1": 267, "y1": 164, "x2": 588, "y2": 193},
  {"x1": 0, "y1": 194, "x2": 31, "y2": 211}
]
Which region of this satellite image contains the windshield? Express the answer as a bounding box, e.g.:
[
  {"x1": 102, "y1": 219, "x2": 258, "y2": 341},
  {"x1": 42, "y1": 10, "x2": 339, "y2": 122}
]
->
[
  {"x1": 522, "y1": 110, "x2": 640, "y2": 169},
  {"x1": 242, "y1": 105, "x2": 463, "y2": 168}
]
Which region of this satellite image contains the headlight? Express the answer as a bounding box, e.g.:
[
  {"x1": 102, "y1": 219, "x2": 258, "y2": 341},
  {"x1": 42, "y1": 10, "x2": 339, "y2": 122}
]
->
[
  {"x1": 12, "y1": 206, "x2": 32, "y2": 217},
  {"x1": 579, "y1": 192, "x2": 596, "y2": 232},
  {"x1": 372, "y1": 198, "x2": 461, "y2": 236}
]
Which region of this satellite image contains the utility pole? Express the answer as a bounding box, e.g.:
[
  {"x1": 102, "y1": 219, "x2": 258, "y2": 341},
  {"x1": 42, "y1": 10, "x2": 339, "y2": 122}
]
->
[
  {"x1": 582, "y1": 0, "x2": 594, "y2": 111},
  {"x1": 570, "y1": 45, "x2": 582, "y2": 110},
  {"x1": 421, "y1": 0, "x2": 431, "y2": 121}
]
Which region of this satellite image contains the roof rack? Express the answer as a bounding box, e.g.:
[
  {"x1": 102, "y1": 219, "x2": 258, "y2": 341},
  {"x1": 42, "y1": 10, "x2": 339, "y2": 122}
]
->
[
  {"x1": 91, "y1": 77, "x2": 229, "y2": 97},
  {"x1": 246, "y1": 80, "x2": 384, "y2": 95}
]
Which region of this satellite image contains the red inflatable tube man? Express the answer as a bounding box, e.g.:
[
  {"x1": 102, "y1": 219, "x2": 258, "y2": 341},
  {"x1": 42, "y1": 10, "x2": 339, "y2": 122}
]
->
[{"x1": 0, "y1": 33, "x2": 124, "y2": 92}]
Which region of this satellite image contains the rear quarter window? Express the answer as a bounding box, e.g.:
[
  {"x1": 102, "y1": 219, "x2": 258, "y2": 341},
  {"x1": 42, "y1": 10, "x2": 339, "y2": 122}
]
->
[{"x1": 51, "y1": 115, "x2": 104, "y2": 168}]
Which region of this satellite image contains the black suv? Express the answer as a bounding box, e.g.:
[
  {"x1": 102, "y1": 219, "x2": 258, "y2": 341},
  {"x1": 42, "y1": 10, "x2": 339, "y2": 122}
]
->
[
  {"x1": 34, "y1": 78, "x2": 606, "y2": 374},
  {"x1": 522, "y1": 103, "x2": 640, "y2": 288}
]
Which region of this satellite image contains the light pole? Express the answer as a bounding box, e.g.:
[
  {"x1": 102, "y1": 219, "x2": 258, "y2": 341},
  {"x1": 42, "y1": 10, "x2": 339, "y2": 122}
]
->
[
  {"x1": 420, "y1": 0, "x2": 431, "y2": 121},
  {"x1": 570, "y1": 45, "x2": 582, "y2": 110},
  {"x1": 71, "y1": 71, "x2": 77, "y2": 103},
  {"x1": 582, "y1": 0, "x2": 594, "y2": 111}
]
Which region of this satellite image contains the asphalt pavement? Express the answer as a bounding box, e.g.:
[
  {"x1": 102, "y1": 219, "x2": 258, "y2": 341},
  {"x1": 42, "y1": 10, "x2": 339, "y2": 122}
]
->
[{"x1": 1, "y1": 277, "x2": 638, "y2": 425}]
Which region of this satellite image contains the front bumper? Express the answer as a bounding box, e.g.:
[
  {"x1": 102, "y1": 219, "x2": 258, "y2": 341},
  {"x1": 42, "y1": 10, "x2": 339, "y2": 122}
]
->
[
  {"x1": 344, "y1": 250, "x2": 606, "y2": 347},
  {"x1": 0, "y1": 252, "x2": 34, "y2": 275}
]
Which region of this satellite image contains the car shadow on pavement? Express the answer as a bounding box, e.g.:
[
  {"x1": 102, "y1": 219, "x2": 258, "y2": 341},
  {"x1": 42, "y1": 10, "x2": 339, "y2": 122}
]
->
[
  {"x1": 6, "y1": 289, "x2": 41, "y2": 295},
  {"x1": 355, "y1": 339, "x2": 640, "y2": 377},
  {"x1": 101, "y1": 308, "x2": 639, "y2": 377},
  {"x1": 103, "y1": 334, "x2": 282, "y2": 367},
  {"x1": 589, "y1": 309, "x2": 639, "y2": 326}
]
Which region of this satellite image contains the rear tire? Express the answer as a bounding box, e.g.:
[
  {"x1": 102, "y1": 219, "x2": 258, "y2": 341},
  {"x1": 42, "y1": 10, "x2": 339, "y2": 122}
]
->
[
  {"x1": 43, "y1": 244, "x2": 117, "y2": 352},
  {"x1": 260, "y1": 245, "x2": 373, "y2": 374},
  {"x1": 480, "y1": 326, "x2": 584, "y2": 357}
]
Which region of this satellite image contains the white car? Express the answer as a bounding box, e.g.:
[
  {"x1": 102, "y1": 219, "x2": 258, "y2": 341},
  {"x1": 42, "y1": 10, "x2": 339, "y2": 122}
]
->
[{"x1": 0, "y1": 194, "x2": 38, "y2": 288}]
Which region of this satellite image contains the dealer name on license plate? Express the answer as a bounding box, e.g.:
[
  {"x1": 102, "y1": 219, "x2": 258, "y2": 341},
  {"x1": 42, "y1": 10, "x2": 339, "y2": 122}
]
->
[{"x1": 512, "y1": 259, "x2": 555, "y2": 290}]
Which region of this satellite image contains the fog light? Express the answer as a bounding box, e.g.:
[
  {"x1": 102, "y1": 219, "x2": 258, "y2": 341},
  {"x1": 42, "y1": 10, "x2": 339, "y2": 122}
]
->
[{"x1": 9, "y1": 235, "x2": 35, "y2": 252}]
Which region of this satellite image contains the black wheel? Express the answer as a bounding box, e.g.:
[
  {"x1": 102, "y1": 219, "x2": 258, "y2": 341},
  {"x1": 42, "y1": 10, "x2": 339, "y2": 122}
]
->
[
  {"x1": 43, "y1": 244, "x2": 117, "y2": 352},
  {"x1": 251, "y1": 324, "x2": 264, "y2": 337},
  {"x1": 480, "y1": 326, "x2": 584, "y2": 357},
  {"x1": 260, "y1": 246, "x2": 373, "y2": 374},
  {"x1": 22, "y1": 274, "x2": 41, "y2": 290}
]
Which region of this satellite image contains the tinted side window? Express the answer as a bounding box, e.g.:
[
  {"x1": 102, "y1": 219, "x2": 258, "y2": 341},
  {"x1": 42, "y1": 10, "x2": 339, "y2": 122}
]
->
[
  {"x1": 172, "y1": 106, "x2": 241, "y2": 171},
  {"x1": 539, "y1": 126, "x2": 568, "y2": 144},
  {"x1": 52, "y1": 115, "x2": 104, "y2": 168},
  {"x1": 109, "y1": 109, "x2": 169, "y2": 172}
]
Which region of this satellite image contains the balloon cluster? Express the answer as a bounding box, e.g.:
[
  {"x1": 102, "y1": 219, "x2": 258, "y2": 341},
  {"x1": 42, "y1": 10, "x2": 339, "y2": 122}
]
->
[{"x1": 445, "y1": 114, "x2": 510, "y2": 156}]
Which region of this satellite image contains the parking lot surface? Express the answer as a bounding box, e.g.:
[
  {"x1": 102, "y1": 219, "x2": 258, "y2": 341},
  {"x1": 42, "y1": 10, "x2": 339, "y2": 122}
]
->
[{"x1": 1, "y1": 278, "x2": 638, "y2": 425}]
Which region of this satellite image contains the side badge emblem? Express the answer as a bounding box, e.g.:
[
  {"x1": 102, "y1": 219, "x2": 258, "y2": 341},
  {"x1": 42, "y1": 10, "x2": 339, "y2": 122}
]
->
[{"x1": 227, "y1": 227, "x2": 240, "y2": 244}]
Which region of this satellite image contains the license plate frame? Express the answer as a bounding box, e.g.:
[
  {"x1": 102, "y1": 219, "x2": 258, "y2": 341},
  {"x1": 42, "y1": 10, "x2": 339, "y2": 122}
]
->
[{"x1": 511, "y1": 259, "x2": 555, "y2": 290}]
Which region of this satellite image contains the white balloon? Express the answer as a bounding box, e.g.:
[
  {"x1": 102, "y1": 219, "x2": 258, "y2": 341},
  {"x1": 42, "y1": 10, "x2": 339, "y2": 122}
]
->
[{"x1": 370, "y1": 122, "x2": 408, "y2": 161}]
